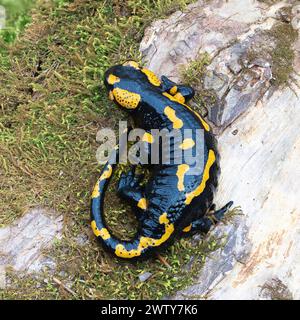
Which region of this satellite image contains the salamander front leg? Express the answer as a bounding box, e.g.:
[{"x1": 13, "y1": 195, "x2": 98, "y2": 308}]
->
[
  {"x1": 161, "y1": 75, "x2": 177, "y2": 93},
  {"x1": 161, "y1": 75, "x2": 195, "y2": 103}
]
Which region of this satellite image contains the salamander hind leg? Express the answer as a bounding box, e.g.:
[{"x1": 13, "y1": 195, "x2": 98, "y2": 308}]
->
[
  {"x1": 117, "y1": 166, "x2": 144, "y2": 193},
  {"x1": 182, "y1": 201, "x2": 233, "y2": 236},
  {"x1": 117, "y1": 167, "x2": 148, "y2": 218},
  {"x1": 182, "y1": 218, "x2": 212, "y2": 236},
  {"x1": 213, "y1": 201, "x2": 233, "y2": 221}
]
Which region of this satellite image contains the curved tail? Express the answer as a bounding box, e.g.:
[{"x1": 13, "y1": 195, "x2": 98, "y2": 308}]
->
[{"x1": 90, "y1": 146, "x2": 175, "y2": 259}]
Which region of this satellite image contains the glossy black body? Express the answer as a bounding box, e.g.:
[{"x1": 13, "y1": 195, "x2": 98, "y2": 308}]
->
[{"x1": 90, "y1": 62, "x2": 223, "y2": 260}]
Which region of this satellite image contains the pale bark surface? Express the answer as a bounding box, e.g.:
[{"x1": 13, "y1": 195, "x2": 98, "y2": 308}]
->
[{"x1": 140, "y1": 0, "x2": 300, "y2": 300}]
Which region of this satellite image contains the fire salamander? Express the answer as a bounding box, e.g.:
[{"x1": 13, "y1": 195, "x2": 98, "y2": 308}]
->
[{"x1": 91, "y1": 61, "x2": 233, "y2": 259}]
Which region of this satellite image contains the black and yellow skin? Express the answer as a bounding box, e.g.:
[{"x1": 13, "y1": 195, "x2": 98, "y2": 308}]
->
[{"x1": 90, "y1": 61, "x2": 232, "y2": 260}]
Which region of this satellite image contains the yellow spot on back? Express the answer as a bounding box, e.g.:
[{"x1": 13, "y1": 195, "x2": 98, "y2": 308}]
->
[
  {"x1": 170, "y1": 86, "x2": 177, "y2": 95},
  {"x1": 137, "y1": 198, "x2": 147, "y2": 210},
  {"x1": 112, "y1": 88, "x2": 141, "y2": 109},
  {"x1": 183, "y1": 224, "x2": 192, "y2": 233},
  {"x1": 107, "y1": 74, "x2": 120, "y2": 85},
  {"x1": 142, "y1": 132, "x2": 154, "y2": 144},
  {"x1": 91, "y1": 180, "x2": 100, "y2": 199},
  {"x1": 91, "y1": 221, "x2": 111, "y2": 240},
  {"x1": 193, "y1": 111, "x2": 210, "y2": 131},
  {"x1": 100, "y1": 165, "x2": 112, "y2": 181},
  {"x1": 174, "y1": 92, "x2": 185, "y2": 104},
  {"x1": 183, "y1": 103, "x2": 210, "y2": 131},
  {"x1": 185, "y1": 150, "x2": 216, "y2": 205},
  {"x1": 176, "y1": 164, "x2": 190, "y2": 191},
  {"x1": 142, "y1": 68, "x2": 161, "y2": 86},
  {"x1": 163, "y1": 92, "x2": 179, "y2": 102},
  {"x1": 179, "y1": 138, "x2": 195, "y2": 150},
  {"x1": 91, "y1": 165, "x2": 112, "y2": 198},
  {"x1": 123, "y1": 61, "x2": 140, "y2": 69},
  {"x1": 164, "y1": 106, "x2": 183, "y2": 129},
  {"x1": 115, "y1": 212, "x2": 174, "y2": 258},
  {"x1": 159, "y1": 212, "x2": 169, "y2": 224},
  {"x1": 163, "y1": 92, "x2": 210, "y2": 131}
]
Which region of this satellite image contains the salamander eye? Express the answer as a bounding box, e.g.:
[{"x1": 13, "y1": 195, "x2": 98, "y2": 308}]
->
[{"x1": 123, "y1": 60, "x2": 140, "y2": 69}]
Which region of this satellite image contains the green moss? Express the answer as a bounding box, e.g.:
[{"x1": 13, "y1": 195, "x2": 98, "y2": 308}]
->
[
  {"x1": 180, "y1": 53, "x2": 211, "y2": 87},
  {"x1": 246, "y1": 21, "x2": 298, "y2": 88},
  {"x1": 268, "y1": 23, "x2": 298, "y2": 87},
  {"x1": 0, "y1": 0, "x2": 194, "y2": 223},
  {"x1": 0, "y1": 0, "x2": 235, "y2": 300},
  {"x1": 1, "y1": 232, "x2": 226, "y2": 299},
  {"x1": 257, "y1": 0, "x2": 282, "y2": 4},
  {"x1": 180, "y1": 52, "x2": 216, "y2": 116},
  {"x1": 0, "y1": 0, "x2": 36, "y2": 43}
]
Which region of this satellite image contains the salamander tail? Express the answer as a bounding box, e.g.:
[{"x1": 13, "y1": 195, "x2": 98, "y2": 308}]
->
[{"x1": 90, "y1": 146, "x2": 159, "y2": 260}]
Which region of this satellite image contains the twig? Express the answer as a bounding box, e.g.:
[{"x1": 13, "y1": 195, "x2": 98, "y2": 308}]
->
[
  {"x1": 156, "y1": 253, "x2": 171, "y2": 269},
  {"x1": 53, "y1": 277, "x2": 77, "y2": 297}
]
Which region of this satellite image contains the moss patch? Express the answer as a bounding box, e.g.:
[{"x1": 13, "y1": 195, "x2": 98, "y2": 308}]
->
[
  {"x1": 180, "y1": 52, "x2": 216, "y2": 117},
  {"x1": 257, "y1": 0, "x2": 283, "y2": 5},
  {"x1": 268, "y1": 22, "x2": 298, "y2": 87},
  {"x1": 0, "y1": 0, "x2": 236, "y2": 300},
  {"x1": 246, "y1": 21, "x2": 298, "y2": 88},
  {"x1": 0, "y1": 0, "x2": 36, "y2": 43}
]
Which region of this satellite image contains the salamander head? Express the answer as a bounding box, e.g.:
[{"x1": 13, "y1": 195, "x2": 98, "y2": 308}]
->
[{"x1": 104, "y1": 61, "x2": 161, "y2": 110}]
